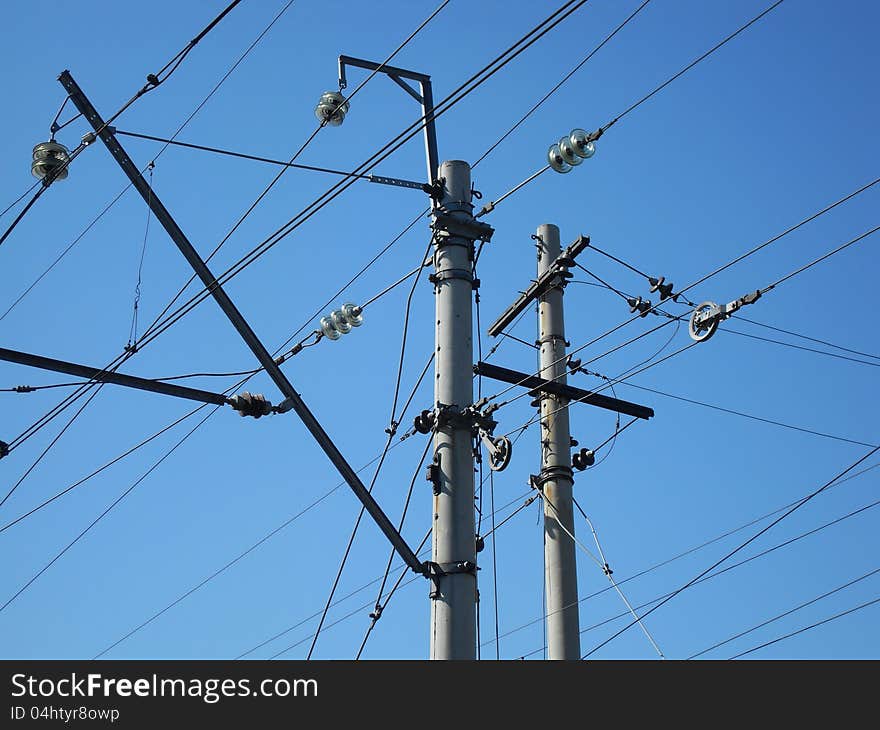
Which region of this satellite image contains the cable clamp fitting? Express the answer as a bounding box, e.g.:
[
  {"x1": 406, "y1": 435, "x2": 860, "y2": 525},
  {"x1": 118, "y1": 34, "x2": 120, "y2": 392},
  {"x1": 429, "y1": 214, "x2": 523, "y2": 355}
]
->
[
  {"x1": 0, "y1": 440, "x2": 9, "y2": 459},
  {"x1": 425, "y1": 560, "x2": 478, "y2": 599},
  {"x1": 689, "y1": 290, "x2": 762, "y2": 343},
  {"x1": 432, "y1": 212, "x2": 494, "y2": 243},
  {"x1": 529, "y1": 465, "x2": 574, "y2": 491}
]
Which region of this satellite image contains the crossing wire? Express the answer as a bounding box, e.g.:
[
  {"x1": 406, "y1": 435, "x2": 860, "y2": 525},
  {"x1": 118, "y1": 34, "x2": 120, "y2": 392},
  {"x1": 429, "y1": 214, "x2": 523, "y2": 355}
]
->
[
  {"x1": 0, "y1": 0, "x2": 295, "y2": 325},
  {"x1": 471, "y1": 0, "x2": 654, "y2": 168},
  {"x1": 484, "y1": 461, "x2": 879, "y2": 652},
  {"x1": 234, "y1": 489, "x2": 532, "y2": 660},
  {"x1": 138, "y1": 0, "x2": 448, "y2": 344},
  {"x1": 728, "y1": 596, "x2": 880, "y2": 659},
  {"x1": 1, "y1": 0, "x2": 445, "y2": 468},
  {"x1": 124, "y1": 0, "x2": 593, "y2": 355},
  {"x1": 519, "y1": 494, "x2": 880, "y2": 659},
  {"x1": 475, "y1": 0, "x2": 788, "y2": 214},
  {"x1": 688, "y1": 566, "x2": 880, "y2": 659},
  {"x1": 614, "y1": 379, "x2": 877, "y2": 449},
  {"x1": 0, "y1": 0, "x2": 244, "y2": 250},
  {"x1": 10, "y1": 0, "x2": 591, "y2": 462},
  {"x1": 305, "y1": 240, "x2": 434, "y2": 660},
  {"x1": 482, "y1": 177, "x2": 879, "y2": 409},
  {"x1": 0, "y1": 0, "x2": 300, "y2": 453},
  {"x1": 581, "y1": 444, "x2": 880, "y2": 658},
  {"x1": 0, "y1": 269, "x2": 434, "y2": 536}
]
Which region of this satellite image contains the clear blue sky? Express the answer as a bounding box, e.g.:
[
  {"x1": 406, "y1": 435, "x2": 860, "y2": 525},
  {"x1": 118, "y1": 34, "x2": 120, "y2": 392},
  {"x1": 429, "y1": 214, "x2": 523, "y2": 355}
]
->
[{"x1": 1, "y1": 0, "x2": 878, "y2": 660}]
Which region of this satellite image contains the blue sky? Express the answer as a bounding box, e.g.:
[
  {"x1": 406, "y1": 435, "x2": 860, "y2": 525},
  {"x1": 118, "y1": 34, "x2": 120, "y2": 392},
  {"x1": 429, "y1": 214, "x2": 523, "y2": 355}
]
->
[{"x1": 1, "y1": 0, "x2": 878, "y2": 660}]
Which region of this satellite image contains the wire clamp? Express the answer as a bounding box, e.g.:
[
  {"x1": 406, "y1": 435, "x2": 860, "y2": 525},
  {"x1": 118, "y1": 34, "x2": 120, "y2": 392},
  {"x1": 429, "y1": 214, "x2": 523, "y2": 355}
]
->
[
  {"x1": 530, "y1": 465, "x2": 574, "y2": 490},
  {"x1": 689, "y1": 290, "x2": 762, "y2": 342},
  {"x1": 432, "y1": 212, "x2": 494, "y2": 243},
  {"x1": 0, "y1": 440, "x2": 8, "y2": 459}
]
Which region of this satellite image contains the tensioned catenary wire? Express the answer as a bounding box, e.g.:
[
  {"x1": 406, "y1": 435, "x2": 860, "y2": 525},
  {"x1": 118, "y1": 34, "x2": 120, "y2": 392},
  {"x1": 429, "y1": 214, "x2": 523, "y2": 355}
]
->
[
  {"x1": 485, "y1": 462, "x2": 879, "y2": 650},
  {"x1": 570, "y1": 271, "x2": 880, "y2": 370},
  {"x1": 0, "y1": 0, "x2": 296, "y2": 324},
  {"x1": 580, "y1": 444, "x2": 880, "y2": 658},
  {"x1": 125, "y1": 0, "x2": 593, "y2": 356},
  {"x1": 515, "y1": 486, "x2": 880, "y2": 658},
  {"x1": 0, "y1": 0, "x2": 244, "y2": 250},
  {"x1": 3, "y1": 0, "x2": 449, "y2": 456},
  {"x1": 474, "y1": 0, "x2": 788, "y2": 213},
  {"x1": 728, "y1": 596, "x2": 880, "y2": 659},
  {"x1": 136, "y1": 0, "x2": 449, "y2": 344},
  {"x1": 482, "y1": 182, "x2": 880, "y2": 407},
  {"x1": 0, "y1": 267, "x2": 434, "y2": 536},
  {"x1": 0, "y1": 0, "x2": 300, "y2": 448},
  {"x1": 306, "y1": 244, "x2": 434, "y2": 660},
  {"x1": 687, "y1": 566, "x2": 880, "y2": 659}
]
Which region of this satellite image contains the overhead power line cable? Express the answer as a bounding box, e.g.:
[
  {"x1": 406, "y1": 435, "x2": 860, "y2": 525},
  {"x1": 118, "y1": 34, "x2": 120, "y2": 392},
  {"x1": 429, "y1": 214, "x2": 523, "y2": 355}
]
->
[
  {"x1": 732, "y1": 315, "x2": 880, "y2": 362},
  {"x1": 235, "y1": 489, "x2": 531, "y2": 660},
  {"x1": 482, "y1": 177, "x2": 878, "y2": 412},
  {"x1": 0, "y1": 0, "x2": 244, "y2": 250},
  {"x1": 728, "y1": 596, "x2": 880, "y2": 659},
  {"x1": 518, "y1": 493, "x2": 880, "y2": 659},
  {"x1": 581, "y1": 444, "x2": 880, "y2": 658},
  {"x1": 486, "y1": 462, "x2": 880, "y2": 651},
  {"x1": 688, "y1": 566, "x2": 880, "y2": 659},
  {"x1": 128, "y1": 0, "x2": 592, "y2": 345},
  {"x1": 1, "y1": 0, "x2": 442, "y2": 467},
  {"x1": 475, "y1": 0, "x2": 788, "y2": 214},
  {"x1": 472, "y1": 0, "x2": 653, "y2": 168}
]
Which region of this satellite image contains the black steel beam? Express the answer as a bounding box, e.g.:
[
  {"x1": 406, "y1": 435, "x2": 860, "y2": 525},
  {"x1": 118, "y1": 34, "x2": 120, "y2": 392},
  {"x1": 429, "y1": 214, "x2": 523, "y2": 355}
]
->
[
  {"x1": 488, "y1": 235, "x2": 590, "y2": 337},
  {"x1": 474, "y1": 361, "x2": 654, "y2": 420},
  {"x1": 59, "y1": 70, "x2": 425, "y2": 576},
  {"x1": 0, "y1": 347, "x2": 228, "y2": 406}
]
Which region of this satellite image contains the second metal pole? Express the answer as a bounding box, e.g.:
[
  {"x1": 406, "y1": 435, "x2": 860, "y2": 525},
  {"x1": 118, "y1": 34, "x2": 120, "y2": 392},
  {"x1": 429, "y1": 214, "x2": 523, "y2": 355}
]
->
[
  {"x1": 430, "y1": 160, "x2": 477, "y2": 659},
  {"x1": 537, "y1": 223, "x2": 581, "y2": 659}
]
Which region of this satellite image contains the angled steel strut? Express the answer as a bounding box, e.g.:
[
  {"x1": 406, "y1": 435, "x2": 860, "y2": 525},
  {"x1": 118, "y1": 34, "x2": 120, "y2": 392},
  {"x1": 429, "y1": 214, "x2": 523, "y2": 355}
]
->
[{"x1": 59, "y1": 69, "x2": 425, "y2": 575}]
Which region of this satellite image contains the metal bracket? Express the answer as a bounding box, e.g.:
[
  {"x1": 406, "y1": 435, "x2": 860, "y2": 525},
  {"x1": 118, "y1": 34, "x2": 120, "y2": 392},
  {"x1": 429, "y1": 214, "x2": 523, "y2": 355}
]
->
[
  {"x1": 428, "y1": 268, "x2": 474, "y2": 285},
  {"x1": 425, "y1": 560, "x2": 478, "y2": 599},
  {"x1": 689, "y1": 290, "x2": 762, "y2": 342},
  {"x1": 426, "y1": 453, "x2": 441, "y2": 495},
  {"x1": 432, "y1": 212, "x2": 494, "y2": 243},
  {"x1": 536, "y1": 334, "x2": 570, "y2": 347},
  {"x1": 530, "y1": 465, "x2": 574, "y2": 491}
]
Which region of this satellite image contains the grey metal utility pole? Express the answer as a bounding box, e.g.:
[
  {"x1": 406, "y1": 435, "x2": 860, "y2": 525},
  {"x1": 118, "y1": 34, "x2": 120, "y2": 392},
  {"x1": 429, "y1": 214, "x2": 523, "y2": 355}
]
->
[
  {"x1": 430, "y1": 160, "x2": 479, "y2": 660},
  {"x1": 536, "y1": 223, "x2": 581, "y2": 659}
]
